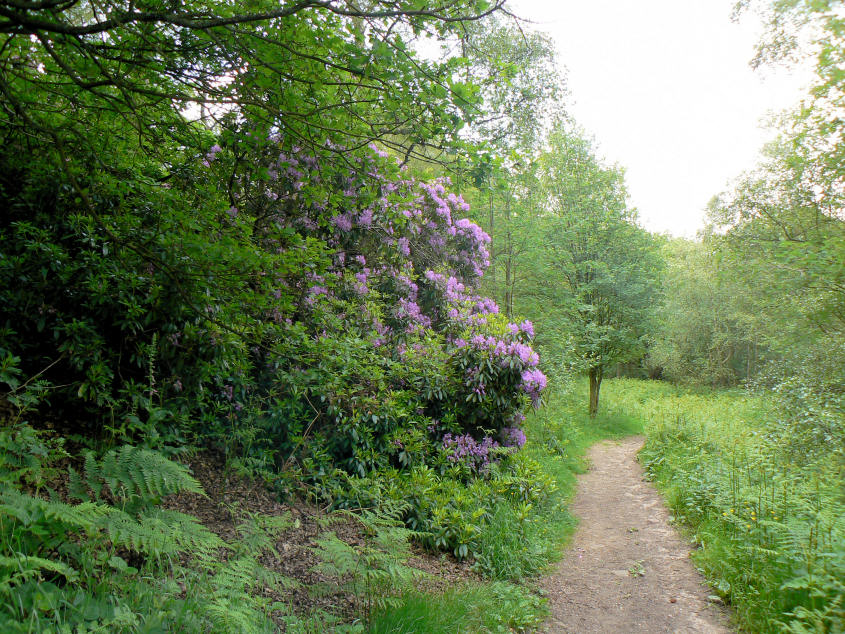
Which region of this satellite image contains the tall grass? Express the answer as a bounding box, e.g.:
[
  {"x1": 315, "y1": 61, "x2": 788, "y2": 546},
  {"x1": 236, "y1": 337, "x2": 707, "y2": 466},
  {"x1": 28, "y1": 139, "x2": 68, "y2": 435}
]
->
[
  {"x1": 373, "y1": 380, "x2": 645, "y2": 632},
  {"x1": 603, "y1": 379, "x2": 845, "y2": 633},
  {"x1": 368, "y1": 581, "x2": 544, "y2": 633},
  {"x1": 471, "y1": 381, "x2": 644, "y2": 580}
]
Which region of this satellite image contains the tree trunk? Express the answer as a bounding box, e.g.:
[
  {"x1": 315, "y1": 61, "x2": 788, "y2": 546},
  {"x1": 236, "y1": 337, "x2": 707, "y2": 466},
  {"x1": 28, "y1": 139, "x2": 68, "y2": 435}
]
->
[
  {"x1": 588, "y1": 366, "x2": 602, "y2": 418},
  {"x1": 746, "y1": 341, "x2": 752, "y2": 380},
  {"x1": 504, "y1": 255, "x2": 512, "y2": 319},
  {"x1": 488, "y1": 189, "x2": 495, "y2": 286}
]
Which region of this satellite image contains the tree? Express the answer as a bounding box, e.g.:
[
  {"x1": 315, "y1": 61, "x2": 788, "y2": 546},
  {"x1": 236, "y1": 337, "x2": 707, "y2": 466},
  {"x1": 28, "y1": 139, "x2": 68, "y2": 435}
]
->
[
  {"x1": 444, "y1": 16, "x2": 567, "y2": 325},
  {"x1": 0, "y1": 0, "x2": 505, "y2": 172},
  {"x1": 536, "y1": 126, "x2": 661, "y2": 417},
  {"x1": 693, "y1": 0, "x2": 844, "y2": 375},
  {"x1": 734, "y1": 0, "x2": 844, "y2": 218},
  {"x1": 453, "y1": 15, "x2": 566, "y2": 153},
  {"x1": 648, "y1": 238, "x2": 759, "y2": 386},
  {"x1": 708, "y1": 136, "x2": 845, "y2": 345}
]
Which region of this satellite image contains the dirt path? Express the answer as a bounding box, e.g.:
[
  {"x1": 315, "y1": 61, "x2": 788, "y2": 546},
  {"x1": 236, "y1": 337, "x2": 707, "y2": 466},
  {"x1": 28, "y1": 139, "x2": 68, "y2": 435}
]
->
[{"x1": 540, "y1": 436, "x2": 732, "y2": 633}]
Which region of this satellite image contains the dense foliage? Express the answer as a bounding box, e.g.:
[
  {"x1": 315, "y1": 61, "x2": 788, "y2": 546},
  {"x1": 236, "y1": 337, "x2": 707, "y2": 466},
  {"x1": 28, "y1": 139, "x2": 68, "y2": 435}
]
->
[
  {"x1": 0, "y1": 0, "x2": 501, "y2": 167},
  {"x1": 0, "y1": 1, "x2": 565, "y2": 629},
  {"x1": 0, "y1": 0, "x2": 550, "y2": 476},
  {"x1": 533, "y1": 128, "x2": 660, "y2": 416},
  {"x1": 0, "y1": 425, "x2": 297, "y2": 632},
  {"x1": 0, "y1": 130, "x2": 550, "y2": 527}
]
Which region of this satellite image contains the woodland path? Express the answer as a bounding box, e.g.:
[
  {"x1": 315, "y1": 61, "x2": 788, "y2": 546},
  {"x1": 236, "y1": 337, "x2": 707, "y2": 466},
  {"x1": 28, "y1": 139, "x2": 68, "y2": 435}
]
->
[{"x1": 540, "y1": 436, "x2": 733, "y2": 633}]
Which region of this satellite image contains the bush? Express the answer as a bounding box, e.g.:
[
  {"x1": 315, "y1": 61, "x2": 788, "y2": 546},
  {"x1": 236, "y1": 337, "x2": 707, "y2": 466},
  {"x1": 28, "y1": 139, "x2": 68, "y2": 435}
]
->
[{"x1": 1, "y1": 136, "x2": 548, "y2": 568}]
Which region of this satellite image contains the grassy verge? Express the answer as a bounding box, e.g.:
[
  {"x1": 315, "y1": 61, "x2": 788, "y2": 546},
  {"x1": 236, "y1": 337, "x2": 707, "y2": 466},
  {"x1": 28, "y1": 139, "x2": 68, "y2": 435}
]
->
[
  {"x1": 368, "y1": 581, "x2": 544, "y2": 633},
  {"x1": 602, "y1": 378, "x2": 845, "y2": 633},
  {"x1": 373, "y1": 380, "x2": 645, "y2": 632}
]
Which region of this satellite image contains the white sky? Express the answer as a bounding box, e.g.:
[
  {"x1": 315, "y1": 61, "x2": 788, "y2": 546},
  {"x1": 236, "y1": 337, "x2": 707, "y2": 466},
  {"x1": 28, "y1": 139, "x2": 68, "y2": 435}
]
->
[{"x1": 508, "y1": 0, "x2": 812, "y2": 236}]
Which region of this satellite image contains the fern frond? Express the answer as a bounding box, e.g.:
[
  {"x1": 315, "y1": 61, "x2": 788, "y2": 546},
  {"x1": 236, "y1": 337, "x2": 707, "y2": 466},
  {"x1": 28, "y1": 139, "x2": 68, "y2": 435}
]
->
[
  {"x1": 233, "y1": 511, "x2": 293, "y2": 557},
  {"x1": 101, "y1": 507, "x2": 224, "y2": 556},
  {"x1": 73, "y1": 446, "x2": 204, "y2": 508},
  {"x1": 193, "y1": 554, "x2": 296, "y2": 633},
  {"x1": 84, "y1": 451, "x2": 103, "y2": 500},
  {"x1": 0, "y1": 487, "x2": 110, "y2": 531},
  {"x1": 203, "y1": 601, "x2": 277, "y2": 634},
  {"x1": 311, "y1": 532, "x2": 361, "y2": 578},
  {"x1": 113, "y1": 446, "x2": 204, "y2": 499},
  {"x1": 0, "y1": 553, "x2": 79, "y2": 590}
]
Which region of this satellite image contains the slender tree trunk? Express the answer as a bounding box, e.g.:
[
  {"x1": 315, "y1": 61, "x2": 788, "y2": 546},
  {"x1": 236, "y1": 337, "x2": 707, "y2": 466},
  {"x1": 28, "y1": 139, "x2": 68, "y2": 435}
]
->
[
  {"x1": 504, "y1": 252, "x2": 512, "y2": 319},
  {"x1": 588, "y1": 366, "x2": 602, "y2": 418},
  {"x1": 503, "y1": 196, "x2": 512, "y2": 318},
  {"x1": 488, "y1": 189, "x2": 495, "y2": 286},
  {"x1": 753, "y1": 337, "x2": 758, "y2": 377},
  {"x1": 746, "y1": 341, "x2": 751, "y2": 380}
]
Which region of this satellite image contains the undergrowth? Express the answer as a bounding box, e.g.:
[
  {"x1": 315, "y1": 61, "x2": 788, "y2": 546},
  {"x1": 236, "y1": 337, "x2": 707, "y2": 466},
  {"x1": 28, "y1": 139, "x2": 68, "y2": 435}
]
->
[
  {"x1": 0, "y1": 374, "x2": 646, "y2": 632},
  {"x1": 604, "y1": 378, "x2": 845, "y2": 633},
  {"x1": 0, "y1": 419, "x2": 438, "y2": 633},
  {"x1": 368, "y1": 581, "x2": 545, "y2": 633},
  {"x1": 0, "y1": 424, "x2": 299, "y2": 632},
  {"x1": 368, "y1": 379, "x2": 644, "y2": 631}
]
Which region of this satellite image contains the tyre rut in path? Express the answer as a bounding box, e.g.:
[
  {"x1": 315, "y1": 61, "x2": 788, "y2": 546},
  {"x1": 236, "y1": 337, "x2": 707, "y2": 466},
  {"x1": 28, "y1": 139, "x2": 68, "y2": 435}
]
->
[{"x1": 540, "y1": 436, "x2": 732, "y2": 633}]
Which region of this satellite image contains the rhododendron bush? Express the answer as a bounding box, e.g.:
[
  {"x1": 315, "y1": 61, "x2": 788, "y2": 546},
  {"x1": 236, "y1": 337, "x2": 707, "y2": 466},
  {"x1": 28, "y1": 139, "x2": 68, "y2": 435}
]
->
[{"x1": 212, "y1": 135, "x2": 547, "y2": 479}]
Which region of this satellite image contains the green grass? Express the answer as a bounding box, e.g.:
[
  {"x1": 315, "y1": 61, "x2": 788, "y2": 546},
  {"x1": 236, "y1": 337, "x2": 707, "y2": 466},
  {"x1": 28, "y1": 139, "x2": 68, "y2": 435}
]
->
[
  {"x1": 601, "y1": 378, "x2": 845, "y2": 633},
  {"x1": 374, "y1": 379, "x2": 646, "y2": 632},
  {"x1": 471, "y1": 381, "x2": 644, "y2": 581},
  {"x1": 369, "y1": 581, "x2": 544, "y2": 633}
]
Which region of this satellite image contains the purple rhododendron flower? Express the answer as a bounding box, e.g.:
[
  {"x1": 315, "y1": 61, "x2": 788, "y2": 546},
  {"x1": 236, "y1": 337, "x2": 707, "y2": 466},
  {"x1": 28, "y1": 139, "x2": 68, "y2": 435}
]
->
[
  {"x1": 501, "y1": 426, "x2": 527, "y2": 448},
  {"x1": 305, "y1": 285, "x2": 329, "y2": 306},
  {"x1": 521, "y1": 368, "x2": 548, "y2": 405},
  {"x1": 442, "y1": 433, "x2": 499, "y2": 471},
  {"x1": 520, "y1": 320, "x2": 535, "y2": 338},
  {"x1": 332, "y1": 213, "x2": 353, "y2": 232},
  {"x1": 358, "y1": 207, "x2": 374, "y2": 227}
]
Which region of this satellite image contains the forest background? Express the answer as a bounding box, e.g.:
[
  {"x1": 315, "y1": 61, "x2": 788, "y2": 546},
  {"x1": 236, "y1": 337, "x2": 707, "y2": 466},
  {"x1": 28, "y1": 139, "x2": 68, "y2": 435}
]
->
[{"x1": 0, "y1": 0, "x2": 841, "y2": 632}]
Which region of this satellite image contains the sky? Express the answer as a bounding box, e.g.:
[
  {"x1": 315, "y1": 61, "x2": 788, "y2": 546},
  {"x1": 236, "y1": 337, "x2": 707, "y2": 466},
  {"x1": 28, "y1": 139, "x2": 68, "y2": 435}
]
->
[{"x1": 507, "y1": 0, "x2": 812, "y2": 236}]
